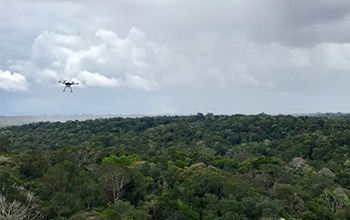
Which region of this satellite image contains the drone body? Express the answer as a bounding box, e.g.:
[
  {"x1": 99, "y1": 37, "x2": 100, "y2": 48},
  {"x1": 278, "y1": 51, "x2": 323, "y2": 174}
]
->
[{"x1": 58, "y1": 80, "x2": 79, "y2": 93}]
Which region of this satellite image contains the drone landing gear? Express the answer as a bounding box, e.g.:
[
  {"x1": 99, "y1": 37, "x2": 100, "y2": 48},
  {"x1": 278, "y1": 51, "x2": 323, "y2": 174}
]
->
[{"x1": 63, "y1": 87, "x2": 73, "y2": 93}]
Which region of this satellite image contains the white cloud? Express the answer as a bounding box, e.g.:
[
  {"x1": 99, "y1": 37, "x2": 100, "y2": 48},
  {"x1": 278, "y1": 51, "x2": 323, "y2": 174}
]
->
[
  {"x1": 9, "y1": 28, "x2": 161, "y2": 91},
  {"x1": 311, "y1": 43, "x2": 350, "y2": 71},
  {"x1": 76, "y1": 71, "x2": 157, "y2": 91},
  {"x1": 77, "y1": 70, "x2": 120, "y2": 87},
  {"x1": 0, "y1": 70, "x2": 28, "y2": 91},
  {"x1": 95, "y1": 29, "x2": 118, "y2": 40},
  {"x1": 123, "y1": 74, "x2": 157, "y2": 91},
  {"x1": 7, "y1": 26, "x2": 350, "y2": 95}
]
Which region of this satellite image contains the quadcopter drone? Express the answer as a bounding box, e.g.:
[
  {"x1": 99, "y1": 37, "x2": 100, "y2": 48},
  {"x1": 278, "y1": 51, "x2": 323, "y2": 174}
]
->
[{"x1": 58, "y1": 80, "x2": 79, "y2": 93}]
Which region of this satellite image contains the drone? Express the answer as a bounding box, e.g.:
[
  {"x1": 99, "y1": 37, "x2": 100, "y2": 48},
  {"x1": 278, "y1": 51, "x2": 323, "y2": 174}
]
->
[{"x1": 58, "y1": 80, "x2": 79, "y2": 93}]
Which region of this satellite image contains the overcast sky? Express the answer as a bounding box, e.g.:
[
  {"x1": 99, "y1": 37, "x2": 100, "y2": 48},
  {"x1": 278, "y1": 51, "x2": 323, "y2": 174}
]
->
[{"x1": 1, "y1": 0, "x2": 350, "y2": 116}]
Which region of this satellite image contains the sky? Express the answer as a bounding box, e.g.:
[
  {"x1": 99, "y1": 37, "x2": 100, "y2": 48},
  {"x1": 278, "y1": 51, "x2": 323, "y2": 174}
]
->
[{"x1": 1, "y1": 0, "x2": 350, "y2": 116}]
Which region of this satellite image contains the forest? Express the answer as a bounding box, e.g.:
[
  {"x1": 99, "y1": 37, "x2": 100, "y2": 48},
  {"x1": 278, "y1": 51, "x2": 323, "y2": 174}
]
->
[{"x1": 0, "y1": 113, "x2": 349, "y2": 220}]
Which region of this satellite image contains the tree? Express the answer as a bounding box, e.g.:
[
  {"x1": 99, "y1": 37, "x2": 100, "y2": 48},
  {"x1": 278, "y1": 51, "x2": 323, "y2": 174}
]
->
[
  {"x1": 111, "y1": 200, "x2": 151, "y2": 220},
  {"x1": 40, "y1": 161, "x2": 78, "y2": 199},
  {"x1": 46, "y1": 192, "x2": 83, "y2": 218},
  {"x1": 147, "y1": 197, "x2": 199, "y2": 220},
  {"x1": 0, "y1": 136, "x2": 11, "y2": 154},
  {"x1": 73, "y1": 170, "x2": 107, "y2": 209},
  {"x1": 323, "y1": 187, "x2": 350, "y2": 212},
  {"x1": 99, "y1": 158, "x2": 132, "y2": 203},
  {"x1": 0, "y1": 192, "x2": 42, "y2": 220}
]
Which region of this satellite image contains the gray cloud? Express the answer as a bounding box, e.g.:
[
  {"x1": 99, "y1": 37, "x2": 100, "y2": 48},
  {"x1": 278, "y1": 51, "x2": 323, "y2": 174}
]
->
[
  {"x1": 1, "y1": 0, "x2": 350, "y2": 115},
  {"x1": 8, "y1": 28, "x2": 161, "y2": 90}
]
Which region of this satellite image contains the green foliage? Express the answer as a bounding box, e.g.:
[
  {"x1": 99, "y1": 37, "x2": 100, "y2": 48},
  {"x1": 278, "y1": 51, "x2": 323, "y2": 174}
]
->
[
  {"x1": 101, "y1": 154, "x2": 140, "y2": 167},
  {"x1": 239, "y1": 156, "x2": 280, "y2": 173},
  {"x1": 298, "y1": 210, "x2": 318, "y2": 220},
  {"x1": 208, "y1": 157, "x2": 238, "y2": 172},
  {"x1": 70, "y1": 211, "x2": 102, "y2": 220},
  {"x1": 150, "y1": 197, "x2": 199, "y2": 220},
  {"x1": 45, "y1": 192, "x2": 84, "y2": 218},
  {"x1": 0, "y1": 135, "x2": 11, "y2": 154},
  {"x1": 176, "y1": 200, "x2": 200, "y2": 220},
  {"x1": 0, "y1": 114, "x2": 349, "y2": 219},
  {"x1": 100, "y1": 208, "x2": 119, "y2": 220}
]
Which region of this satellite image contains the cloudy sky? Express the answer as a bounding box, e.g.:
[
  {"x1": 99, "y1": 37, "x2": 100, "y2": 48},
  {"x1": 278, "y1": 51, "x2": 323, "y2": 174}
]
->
[{"x1": 1, "y1": 0, "x2": 350, "y2": 116}]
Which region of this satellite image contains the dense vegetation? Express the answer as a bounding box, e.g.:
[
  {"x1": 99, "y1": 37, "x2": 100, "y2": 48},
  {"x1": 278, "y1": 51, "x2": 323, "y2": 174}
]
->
[{"x1": 0, "y1": 114, "x2": 349, "y2": 220}]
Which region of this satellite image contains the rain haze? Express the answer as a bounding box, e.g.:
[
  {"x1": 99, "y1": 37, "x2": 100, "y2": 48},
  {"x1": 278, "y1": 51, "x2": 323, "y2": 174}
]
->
[{"x1": 1, "y1": 0, "x2": 350, "y2": 116}]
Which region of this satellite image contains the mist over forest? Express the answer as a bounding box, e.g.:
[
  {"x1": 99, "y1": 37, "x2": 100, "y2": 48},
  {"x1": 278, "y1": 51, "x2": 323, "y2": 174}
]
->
[{"x1": 0, "y1": 114, "x2": 145, "y2": 128}]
